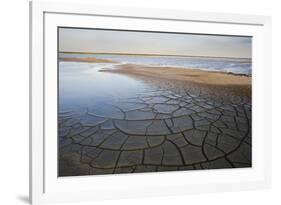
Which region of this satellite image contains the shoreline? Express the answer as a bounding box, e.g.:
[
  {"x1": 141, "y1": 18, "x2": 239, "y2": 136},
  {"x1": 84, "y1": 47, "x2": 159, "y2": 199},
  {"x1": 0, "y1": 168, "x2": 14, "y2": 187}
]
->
[{"x1": 59, "y1": 51, "x2": 251, "y2": 61}]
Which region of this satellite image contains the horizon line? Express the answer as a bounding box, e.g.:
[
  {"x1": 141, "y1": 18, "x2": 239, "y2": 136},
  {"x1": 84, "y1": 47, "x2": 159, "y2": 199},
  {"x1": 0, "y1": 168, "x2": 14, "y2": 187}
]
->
[{"x1": 59, "y1": 51, "x2": 252, "y2": 60}]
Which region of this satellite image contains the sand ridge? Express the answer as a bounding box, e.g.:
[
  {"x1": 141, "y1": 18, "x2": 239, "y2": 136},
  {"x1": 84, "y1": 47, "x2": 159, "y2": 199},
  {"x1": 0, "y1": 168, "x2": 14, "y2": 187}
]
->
[{"x1": 100, "y1": 63, "x2": 251, "y2": 86}]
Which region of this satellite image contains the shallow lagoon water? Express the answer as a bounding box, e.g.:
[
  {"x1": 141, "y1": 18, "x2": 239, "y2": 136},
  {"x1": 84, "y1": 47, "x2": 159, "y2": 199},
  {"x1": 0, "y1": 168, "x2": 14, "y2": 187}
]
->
[{"x1": 59, "y1": 62, "x2": 153, "y2": 116}]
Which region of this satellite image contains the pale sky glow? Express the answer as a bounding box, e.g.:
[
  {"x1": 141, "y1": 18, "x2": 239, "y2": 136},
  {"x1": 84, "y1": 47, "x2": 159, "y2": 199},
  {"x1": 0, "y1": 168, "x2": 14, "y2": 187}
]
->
[{"x1": 59, "y1": 28, "x2": 252, "y2": 58}]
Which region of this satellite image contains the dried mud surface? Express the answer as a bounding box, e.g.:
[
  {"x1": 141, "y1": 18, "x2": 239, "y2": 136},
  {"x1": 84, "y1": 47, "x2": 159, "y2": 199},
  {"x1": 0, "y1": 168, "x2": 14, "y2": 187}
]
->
[{"x1": 59, "y1": 69, "x2": 251, "y2": 176}]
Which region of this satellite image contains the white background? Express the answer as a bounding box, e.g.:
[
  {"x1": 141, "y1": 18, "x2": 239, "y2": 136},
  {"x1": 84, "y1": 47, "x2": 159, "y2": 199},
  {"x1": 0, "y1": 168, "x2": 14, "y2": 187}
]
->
[{"x1": 0, "y1": 0, "x2": 278, "y2": 204}]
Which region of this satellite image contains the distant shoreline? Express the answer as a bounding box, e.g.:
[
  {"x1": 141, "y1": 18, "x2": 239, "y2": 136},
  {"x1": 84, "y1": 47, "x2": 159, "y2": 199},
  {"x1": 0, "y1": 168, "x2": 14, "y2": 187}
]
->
[
  {"x1": 59, "y1": 57, "x2": 117, "y2": 63},
  {"x1": 59, "y1": 51, "x2": 252, "y2": 61}
]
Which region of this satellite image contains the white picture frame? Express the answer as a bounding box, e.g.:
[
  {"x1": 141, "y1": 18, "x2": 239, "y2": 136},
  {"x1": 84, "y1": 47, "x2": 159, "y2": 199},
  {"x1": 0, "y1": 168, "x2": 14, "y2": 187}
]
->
[{"x1": 30, "y1": 1, "x2": 272, "y2": 204}]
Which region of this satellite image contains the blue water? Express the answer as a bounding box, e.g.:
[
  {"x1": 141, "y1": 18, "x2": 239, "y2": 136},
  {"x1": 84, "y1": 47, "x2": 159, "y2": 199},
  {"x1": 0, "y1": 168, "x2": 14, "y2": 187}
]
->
[
  {"x1": 59, "y1": 62, "x2": 152, "y2": 114},
  {"x1": 60, "y1": 53, "x2": 252, "y2": 75}
]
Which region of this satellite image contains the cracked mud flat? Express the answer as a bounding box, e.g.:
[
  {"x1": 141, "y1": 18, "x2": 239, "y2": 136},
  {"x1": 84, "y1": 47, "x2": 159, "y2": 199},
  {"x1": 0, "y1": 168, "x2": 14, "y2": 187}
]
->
[{"x1": 58, "y1": 62, "x2": 251, "y2": 176}]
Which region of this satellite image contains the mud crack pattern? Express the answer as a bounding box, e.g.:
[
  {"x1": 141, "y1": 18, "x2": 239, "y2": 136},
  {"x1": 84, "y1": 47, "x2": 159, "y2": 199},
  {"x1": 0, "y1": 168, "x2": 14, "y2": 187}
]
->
[{"x1": 59, "y1": 83, "x2": 251, "y2": 176}]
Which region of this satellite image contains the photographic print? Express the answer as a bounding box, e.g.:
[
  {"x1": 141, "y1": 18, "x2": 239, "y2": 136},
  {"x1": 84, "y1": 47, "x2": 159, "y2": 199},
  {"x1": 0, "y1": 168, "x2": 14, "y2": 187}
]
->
[{"x1": 58, "y1": 28, "x2": 252, "y2": 177}]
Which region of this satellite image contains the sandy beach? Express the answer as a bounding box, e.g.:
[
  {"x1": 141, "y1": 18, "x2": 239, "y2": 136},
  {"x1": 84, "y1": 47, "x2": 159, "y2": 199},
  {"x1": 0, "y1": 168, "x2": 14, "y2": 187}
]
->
[
  {"x1": 100, "y1": 63, "x2": 252, "y2": 98},
  {"x1": 100, "y1": 63, "x2": 251, "y2": 85}
]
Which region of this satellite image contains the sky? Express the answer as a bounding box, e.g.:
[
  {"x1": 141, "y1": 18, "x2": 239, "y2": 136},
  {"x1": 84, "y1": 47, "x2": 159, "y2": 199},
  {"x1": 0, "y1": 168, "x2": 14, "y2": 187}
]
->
[{"x1": 59, "y1": 28, "x2": 252, "y2": 58}]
